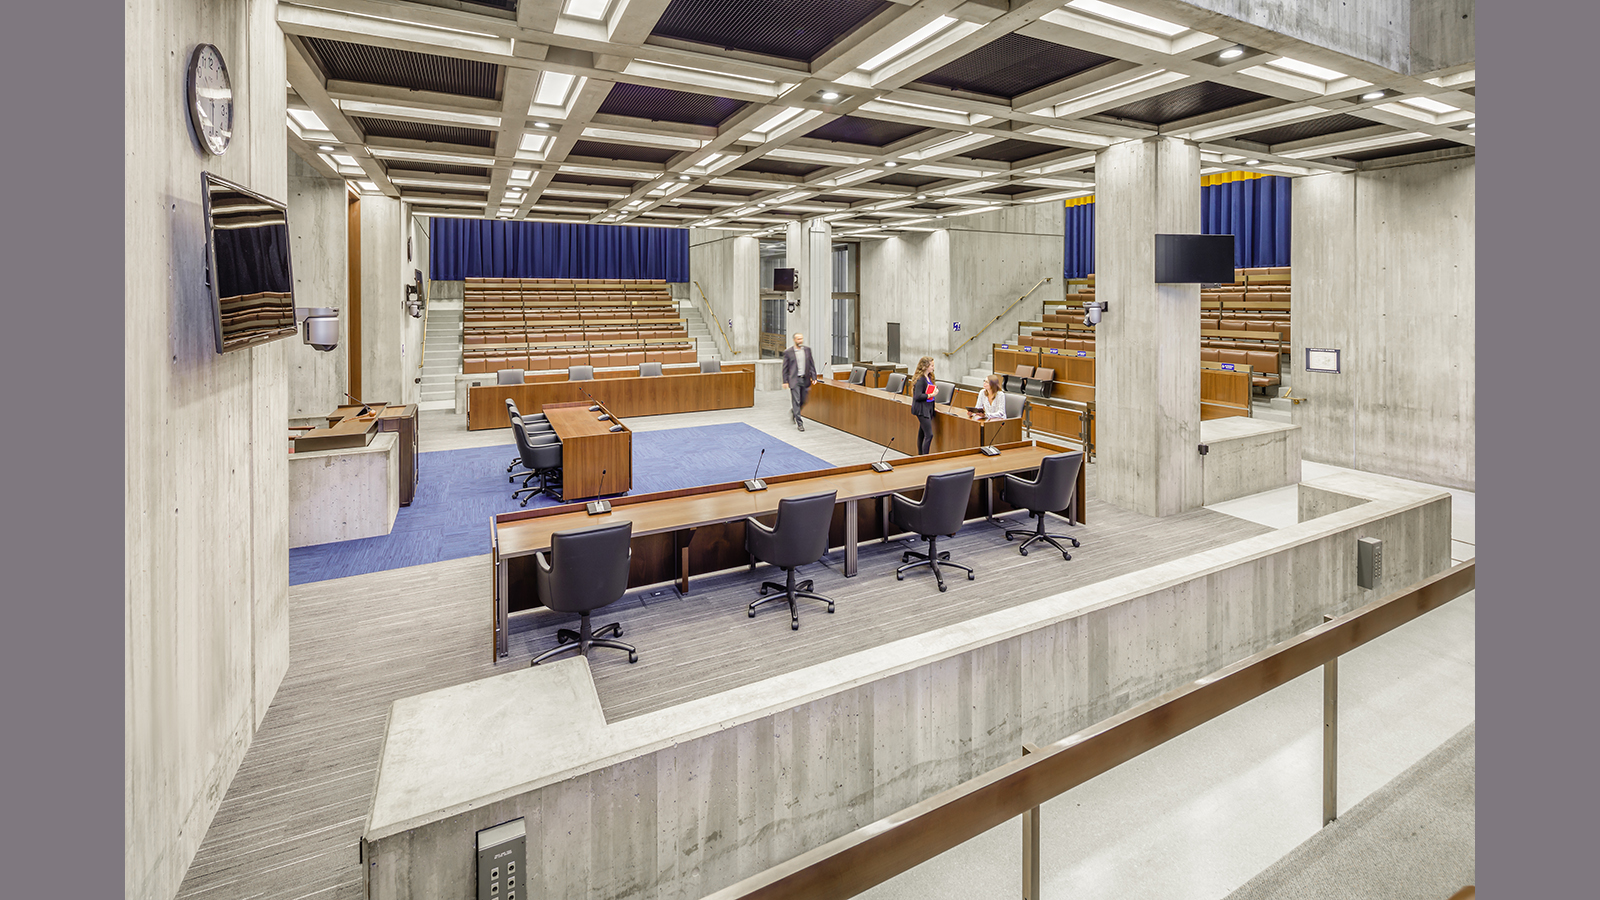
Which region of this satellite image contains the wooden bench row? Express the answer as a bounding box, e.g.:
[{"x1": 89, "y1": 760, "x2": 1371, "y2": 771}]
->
[
  {"x1": 464, "y1": 327, "x2": 690, "y2": 346},
  {"x1": 463, "y1": 345, "x2": 698, "y2": 374}
]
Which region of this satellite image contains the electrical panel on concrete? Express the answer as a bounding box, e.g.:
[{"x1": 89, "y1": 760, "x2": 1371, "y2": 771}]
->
[
  {"x1": 1357, "y1": 537, "x2": 1383, "y2": 590},
  {"x1": 477, "y1": 818, "x2": 526, "y2": 900}
]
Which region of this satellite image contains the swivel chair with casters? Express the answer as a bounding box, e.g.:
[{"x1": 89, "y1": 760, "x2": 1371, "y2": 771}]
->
[
  {"x1": 933, "y1": 381, "x2": 955, "y2": 405},
  {"x1": 505, "y1": 399, "x2": 553, "y2": 474},
  {"x1": 496, "y1": 368, "x2": 527, "y2": 385},
  {"x1": 639, "y1": 362, "x2": 663, "y2": 377},
  {"x1": 891, "y1": 468, "x2": 976, "y2": 591},
  {"x1": 568, "y1": 365, "x2": 595, "y2": 381},
  {"x1": 529, "y1": 522, "x2": 637, "y2": 665},
  {"x1": 883, "y1": 372, "x2": 906, "y2": 394},
  {"x1": 1002, "y1": 392, "x2": 1027, "y2": 420},
  {"x1": 699, "y1": 359, "x2": 722, "y2": 374},
  {"x1": 744, "y1": 490, "x2": 838, "y2": 630},
  {"x1": 1001, "y1": 451, "x2": 1083, "y2": 559},
  {"x1": 848, "y1": 366, "x2": 867, "y2": 385},
  {"x1": 510, "y1": 417, "x2": 563, "y2": 504}
]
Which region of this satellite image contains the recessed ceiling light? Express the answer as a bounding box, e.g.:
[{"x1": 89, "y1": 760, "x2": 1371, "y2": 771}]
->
[
  {"x1": 1400, "y1": 96, "x2": 1459, "y2": 114},
  {"x1": 1219, "y1": 47, "x2": 1244, "y2": 60},
  {"x1": 916, "y1": 193, "x2": 926, "y2": 199},
  {"x1": 1266, "y1": 57, "x2": 1347, "y2": 82},
  {"x1": 860, "y1": 15, "x2": 957, "y2": 71},
  {"x1": 1245, "y1": 159, "x2": 1260, "y2": 165},
  {"x1": 318, "y1": 144, "x2": 336, "y2": 151},
  {"x1": 532, "y1": 121, "x2": 551, "y2": 129},
  {"x1": 1467, "y1": 122, "x2": 1475, "y2": 129},
  {"x1": 677, "y1": 174, "x2": 692, "y2": 181},
  {"x1": 1361, "y1": 90, "x2": 1386, "y2": 101},
  {"x1": 884, "y1": 161, "x2": 898, "y2": 167},
  {"x1": 1067, "y1": 0, "x2": 1188, "y2": 37},
  {"x1": 820, "y1": 90, "x2": 841, "y2": 100}
]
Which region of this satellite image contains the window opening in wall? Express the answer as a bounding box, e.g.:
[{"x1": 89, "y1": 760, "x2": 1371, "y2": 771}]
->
[
  {"x1": 759, "y1": 240, "x2": 788, "y2": 358},
  {"x1": 831, "y1": 241, "x2": 860, "y2": 365}
]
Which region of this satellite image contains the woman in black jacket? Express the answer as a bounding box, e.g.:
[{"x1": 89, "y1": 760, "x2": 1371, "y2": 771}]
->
[{"x1": 910, "y1": 355, "x2": 937, "y2": 454}]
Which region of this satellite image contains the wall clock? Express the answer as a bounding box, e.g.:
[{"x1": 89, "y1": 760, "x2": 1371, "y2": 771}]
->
[{"x1": 187, "y1": 43, "x2": 234, "y2": 156}]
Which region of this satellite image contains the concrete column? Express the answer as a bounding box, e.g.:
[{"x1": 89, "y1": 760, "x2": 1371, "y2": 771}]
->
[
  {"x1": 1094, "y1": 137, "x2": 1203, "y2": 518},
  {"x1": 286, "y1": 153, "x2": 348, "y2": 417},
  {"x1": 689, "y1": 228, "x2": 760, "y2": 359},
  {"x1": 788, "y1": 219, "x2": 833, "y2": 373}
]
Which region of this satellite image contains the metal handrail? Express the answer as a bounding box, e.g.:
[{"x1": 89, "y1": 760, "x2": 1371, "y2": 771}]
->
[
  {"x1": 945, "y1": 277, "x2": 1052, "y2": 357},
  {"x1": 701, "y1": 560, "x2": 1475, "y2": 900},
  {"x1": 693, "y1": 281, "x2": 740, "y2": 357}
]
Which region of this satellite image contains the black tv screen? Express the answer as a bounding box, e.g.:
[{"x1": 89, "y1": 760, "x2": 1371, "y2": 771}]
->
[
  {"x1": 1154, "y1": 234, "x2": 1235, "y2": 284},
  {"x1": 202, "y1": 172, "x2": 297, "y2": 353},
  {"x1": 772, "y1": 267, "x2": 797, "y2": 292}
]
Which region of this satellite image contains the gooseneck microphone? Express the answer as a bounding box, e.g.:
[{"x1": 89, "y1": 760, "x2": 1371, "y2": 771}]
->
[
  {"x1": 580, "y1": 384, "x2": 601, "y2": 412},
  {"x1": 744, "y1": 448, "x2": 768, "y2": 492},
  {"x1": 586, "y1": 468, "x2": 612, "y2": 515},
  {"x1": 872, "y1": 436, "x2": 896, "y2": 473}
]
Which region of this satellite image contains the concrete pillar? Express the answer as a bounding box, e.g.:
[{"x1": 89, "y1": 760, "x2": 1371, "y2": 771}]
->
[
  {"x1": 787, "y1": 219, "x2": 833, "y2": 373},
  {"x1": 1094, "y1": 137, "x2": 1203, "y2": 518}
]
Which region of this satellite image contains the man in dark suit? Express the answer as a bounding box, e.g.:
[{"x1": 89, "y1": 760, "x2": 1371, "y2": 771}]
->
[{"x1": 781, "y1": 332, "x2": 819, "y2": 432}]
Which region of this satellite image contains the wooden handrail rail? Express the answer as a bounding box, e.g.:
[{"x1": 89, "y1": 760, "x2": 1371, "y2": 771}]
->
[
  {"x1": 693, "y1": 280, "x2": 740, "y2": 357},
  {"x1": 945, "y1": 277, "x2": 1052, "y2": 357},
  {"x1": 701, "y1": 560, "x2": 1475, "y2": 900}
]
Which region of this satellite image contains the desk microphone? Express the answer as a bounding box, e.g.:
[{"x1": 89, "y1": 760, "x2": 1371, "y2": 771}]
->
[
  {"x1": 344, "y1": 391, "x2": 372, "y2": 417},
  {"x1": 580, "y1": 385, "x2": 601, "y2": 412},
  {"x1": 586, "y1": 469, "x2": 612, "y2": 515},
  {"x1": 743, "y1": 448, "x2": 768, "y2": 492},
  {"x1": 871, "y1": 437, "x2": 896, "y2": 473}
]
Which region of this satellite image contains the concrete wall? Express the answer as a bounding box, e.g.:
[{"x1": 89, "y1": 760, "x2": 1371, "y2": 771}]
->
[
  {"x1": 1409, "y1": 0, "x2": 1474, "y2": 74},
  {"x1": 859, "y1": 231, "x2": 951, "y2": 366},
  {"x1": 688, "y1": 229, "x2": 760, "y2": 359},
  {"x1": 286, "y1": 152, "x2": 348, "y2": 417},
  {"x1": 125, "y1": 3, "x2": 289, "y2": 900},
  {"x1": 358, "y1": 195, "x2": 424, "y2": 406},
  {"x1": 1175, "y1": 0, "x2": 1411, "y2": 73},
  {"x1": 945, "y1": 204, "x2": 1066, "y2": 377},
  {"x1": 1291, "y1": 158, "x2": 1475, "y2": 490}
]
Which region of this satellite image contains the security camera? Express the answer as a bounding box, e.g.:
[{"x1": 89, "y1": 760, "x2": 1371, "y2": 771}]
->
[
  {"x1": 297, "y1": 307, "x2": 339, "y2": 352},
  {"x1": 1083, "y1": 300, "x2": 1106, "y2": 327}
]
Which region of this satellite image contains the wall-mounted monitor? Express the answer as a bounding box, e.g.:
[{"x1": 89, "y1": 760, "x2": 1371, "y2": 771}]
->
[
  {"x1": 202, "y1": 172, "x2": 297, "y2": 353},
  {"x1": 772, "y1": 267, "x2": 797, "y2": 292},
  {"x1": 1154, "y1": 234, "x2": 1235, "y2": 284}
]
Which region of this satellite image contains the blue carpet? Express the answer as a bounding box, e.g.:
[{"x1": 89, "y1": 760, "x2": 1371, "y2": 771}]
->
[{"x1": 289, "y1": 423, "x2": 831, "y2": 585}]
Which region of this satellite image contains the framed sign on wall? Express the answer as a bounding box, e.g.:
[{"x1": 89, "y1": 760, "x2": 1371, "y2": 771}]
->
[{"x1": 1305, "y1": 348, "x2": 1342, "y2": 374}]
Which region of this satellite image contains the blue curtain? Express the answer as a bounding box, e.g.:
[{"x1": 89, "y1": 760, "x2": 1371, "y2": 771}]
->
[
  {"x1": 429, "y1": 219, "x2": 689, "y2": 281},
  {"x1": 1062, "y1": 175, "x2": 1292, "y2": 276},
  {"x1": 1201, "y1": 175, "x2": 1292, "y2": 268},
  {"x1": 1063, "y1": 202, "x2": 1095, "y2": 278}
]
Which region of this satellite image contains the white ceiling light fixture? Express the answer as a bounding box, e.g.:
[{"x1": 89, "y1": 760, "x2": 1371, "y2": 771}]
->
[
  {"x1": 678, "y1": 174, "x2": 692, "y2": 181},
  {"x1": 318, "y1": 144, "x2": 336, "y2": 152},
  {"x1": 357, "y1": 181, "x2": 379, "y2": 193},
  {"x1": 563, "y1": 0, "x2": 611, "y2": 22},
  {"x1": 1245, "y1": 159, "x2": 1260, "y2": 165},
  {"x1": 510, "y1": 168, "x2": 533, "y2": 183},
  {"x1": 1066, "y1": 0, "x2": 1188, "y2": 36},
  {"x1": 820, "y1": 90, "x2": 841, "y2": 100},
  {"x1": 287, "y1": 109, "x2": 327, "y2": 131},
  {"x1": 532, "y1": 121, "x2": 552, "y2": 129},
  {"x1": 1219, "y1": 46, "x2": 1245, "y2": 60},
  {"x1": 520, "y1": 134, "x2": 550, "y2": 153},
  {"x1": 533, "y1": 71, "x2": 577, "y2": 108},
  {"x1": 750, "y1": 106, "x2": 805, "y2": 135},
  {"x1": 1400, "y1": 96, "x2": 1460, "y2": 114},
  {"x1": 1467, "y1": 122, "x2": 1476, "y2": 129},
  {"x1": 369, "y1": 147, "x2": 496, "y2": 166},
  {"x1": 1266, "y1": 57, "x2": 1346, "y2": 82},
  {"x1": 860, "y1": 15, "x2": 957, "y2": 72},
  {"x1": 332, "y1": 154, "x2": 360, "y2": 167},
  {"x1": 883, "y1": 161, "x2": 899, "y2": 167},
  {"x1": 1280, "y1": 131, "x2": 1431, "y2": 159},
  {"x1": 1361, "y1": 90, "x2": 1386, "y2": 101}
]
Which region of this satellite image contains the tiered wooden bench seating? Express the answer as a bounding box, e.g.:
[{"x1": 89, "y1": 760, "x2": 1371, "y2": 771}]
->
[{"x1": 461, "y1": 278, "x2": 697, "y2": 374}]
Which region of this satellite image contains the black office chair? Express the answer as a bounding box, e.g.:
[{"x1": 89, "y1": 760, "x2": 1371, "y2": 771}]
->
[
  {"x1": 639, "y1": 362, "x2": 663, "y2": 377},
  {"x1": 496, "y1": 368, "x2": 526, "y2": 385},
  {"x1": 883, "y1": 372, "x2": 906, "y2": 394},
  {"x1": 530, "y1": 522, "x2": 637, "y2": 665},
  {"x1": 891, "y1": 468, "x2": 976, "y2": 592},
  {"x1": 1003, "y1": 392, "x2": 1027, "y2": 420},
  {"x1": 568, "y1": 365, "x2": 594, "y2": 381},
  {"x1": 933, "y1": 381, "x2": 955, "y2": 405},
  {"x1": 744, "y1": 491, "x2": 838, "y2": 630},
  {"x1": 848, "y1": 366, "x2": 867, "y2": 385},
  {"x1": 699, "y1": 359, "x2": 722, "y2": 374},
  {"x1": 510, "y1": 417, "x2": 563, "y2": 504},
  {"x1": 1002, "y1": 451, "x2": 1083, "y2": 559},
  {"x1": 505, "y1": 398, "x2": 552, "y2": 475}
]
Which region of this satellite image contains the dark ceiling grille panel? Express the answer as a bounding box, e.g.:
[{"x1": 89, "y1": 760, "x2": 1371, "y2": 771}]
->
[
  {"x1": 690, "y1": 185, "x2": 760, "y2": 196},
  {"x1": 460, "y1": 0, "x2": 517, "y2": 9},
  {"x1": 303, "y1": 37, "x2": 500, "y2": 99},
  {"x1": 805, "y1": 115, "x2": 928, "y2": 147},
  {"x1": 382, "y1": 160, "x2": 489, "y2": 178},
  {"x1": 915, "y1": 33, "x2": 1114, "y2": 99},
  {"x1": 1236, "y1": 113, "x2": 1376, "y2": 147},
  {"x1": 550, "y1": 173, "x2": 642, "y2": 188},
  {"x1": 1099, "y1": 81, "x2": 1270, "y2": 126},
  {"x1": 569, "y1": 140, "x2": 679, "y2": 164},
  {"x1": 652, "y1": 0, "x2": 891, "y2": 62},
  {"x1": 1336, "y1": 138, "x2": 1471, "y2": 162},
  {"x1": 961, "y1": 138, "x2": 1063, "y2": 163},
  {"x1": 983, "y1": 184, "x2": 1036, "y2": 196},
  {"x1": 736, "y1": 158, "x2": 824, "y2": 177},
  {"x1": 873, "y1": 172, "x2": 942, "y2": 188},
  {"x1": 356, "y1": 117, "x2": 495, "y2": 148},
  {"x1": 597, "y1": 82, "x2": 748, "y2": 126}
]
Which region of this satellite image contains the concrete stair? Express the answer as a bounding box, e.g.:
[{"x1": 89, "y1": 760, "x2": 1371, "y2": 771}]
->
[
  {"x1": 418, "y1": 304, "x2": 461, "y2": 412},
  {"x1": 677, "y1": 298, "x2": 723, "y2": 363}
]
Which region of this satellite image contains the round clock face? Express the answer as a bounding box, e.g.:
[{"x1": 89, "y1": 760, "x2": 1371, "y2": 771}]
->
[{"x1": 187, "y1": 44, "x2": 234, "y2": 156}]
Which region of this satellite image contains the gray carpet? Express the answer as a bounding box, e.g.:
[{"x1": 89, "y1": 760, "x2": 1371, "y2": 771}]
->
[{"x1": 1224, "y1": 723, "x2": 1476, "y2": 900}]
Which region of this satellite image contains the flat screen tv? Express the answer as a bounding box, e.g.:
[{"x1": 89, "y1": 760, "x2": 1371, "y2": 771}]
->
[
  {"x1": 772, "y1": 267, "x2": 797, "y2": 292},
  {"x1": 1154, "y1": 233, "x2": 1235, "y2": 284},
  {"x1": 202, "y1": 172, "x2": 297, "y2": 353}
]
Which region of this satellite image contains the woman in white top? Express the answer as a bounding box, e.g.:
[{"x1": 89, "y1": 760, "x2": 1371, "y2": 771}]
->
[{"x1": 977, "y1": 373, "x2": 1007, "y2": 419}]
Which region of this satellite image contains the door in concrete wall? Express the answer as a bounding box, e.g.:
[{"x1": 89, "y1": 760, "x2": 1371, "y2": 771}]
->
[
  {"x1": 758, "y1": 239, "x2": 787, "y2": 358},
  {"x1": 831, "y1": 241, "x2": 859, "y2": 365}
]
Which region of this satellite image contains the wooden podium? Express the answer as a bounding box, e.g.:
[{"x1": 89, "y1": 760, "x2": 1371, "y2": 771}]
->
[{"x1": 543, "y1": 401, "x2": 631, "y2": 501}]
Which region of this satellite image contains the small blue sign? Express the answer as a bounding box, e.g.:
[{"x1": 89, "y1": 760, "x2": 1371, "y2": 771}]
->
[
  {"x1": 1000, "y1": 343, "x2": 1010, "y2": 350},
  {"x1": 1221, "y1": 363, "x2": 1235, "y2": 371},
  {"x1": 1022, "y1": 346, "x2": 1033, "y2": 352},
  {"x1": 952, "y1": 321, "x2": 962, "y2": 332},
  {"x1": 1076, "y1": 351, "x2": 1087, "y2": 357},
  {"x1": 1049, "y1": 348, "x2": 1060, "y2": 355}
]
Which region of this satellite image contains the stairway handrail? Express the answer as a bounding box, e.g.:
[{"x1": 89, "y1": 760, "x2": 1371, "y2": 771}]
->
[
  {"x1": 692, "y1": 280, "x2": 740, "y2": 356},
  {"x1": 945, "y1": 277, "x2": 1052, "y2": 357}
]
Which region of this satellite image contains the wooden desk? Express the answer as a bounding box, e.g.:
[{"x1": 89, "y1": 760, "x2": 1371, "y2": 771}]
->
[
  {"x1": 329, "y1": 403, "x2": 418, "y2": 505},
  {"x1": 467, "y1": 367, "x2": 754, "y2": 430},
  {"x1": 490, "y1": 441, "x2": 1088, "y2": 659},
  {"x1": 544, "y1": 401, "x2": 632, "y2": 500},
  {"x1": 294, "y1": 403, "x2": 388, "y2": 453},
  {"x1": 804, "y1": 381, "x2": 1023, "y2": 454}
]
